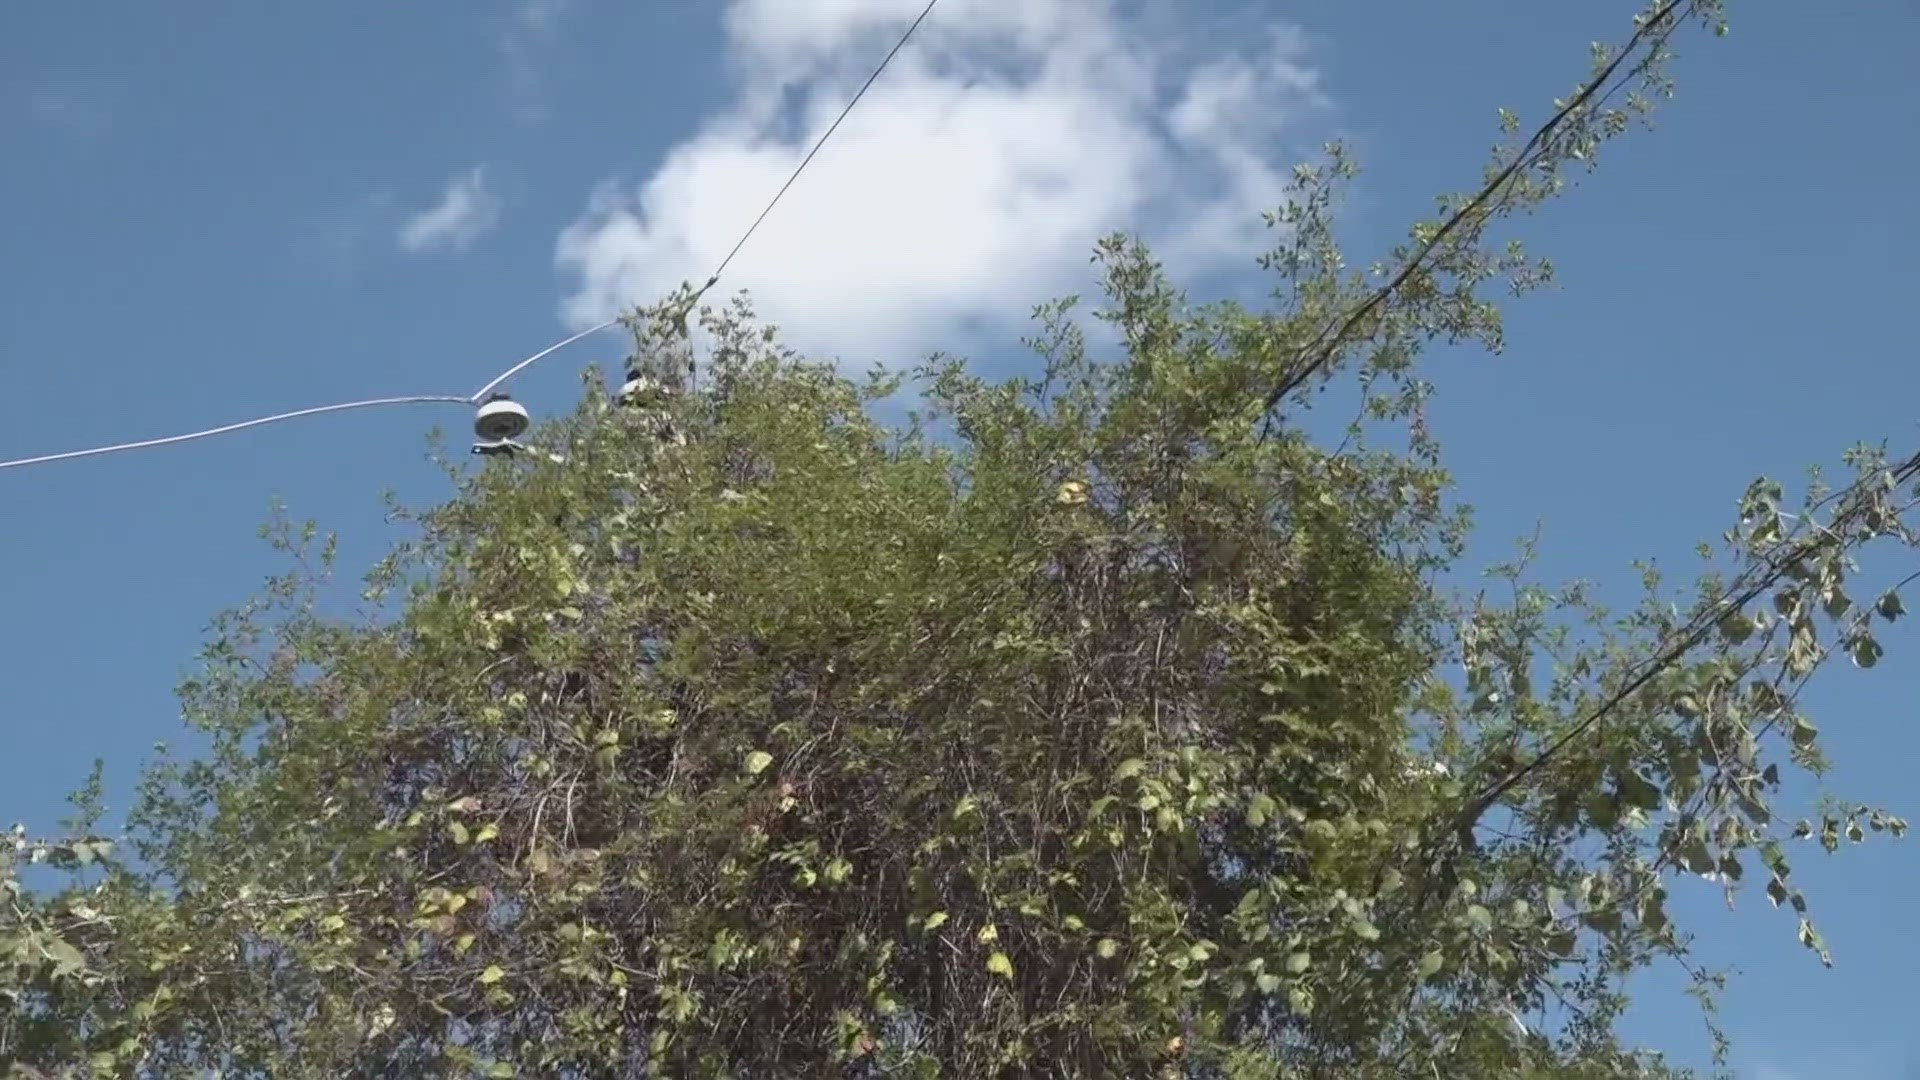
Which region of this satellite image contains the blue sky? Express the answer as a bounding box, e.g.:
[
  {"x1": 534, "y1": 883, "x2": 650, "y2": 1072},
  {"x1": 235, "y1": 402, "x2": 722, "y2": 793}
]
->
[{"x1": 3, "y1": 2, "x2": 1916, "y2": 1075}]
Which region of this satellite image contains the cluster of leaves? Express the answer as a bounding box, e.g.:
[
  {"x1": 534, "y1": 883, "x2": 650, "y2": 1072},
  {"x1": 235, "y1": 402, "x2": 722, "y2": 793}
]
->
[{"x1": 3, "y1": 1, "x2": 1908, "y2": 1077}]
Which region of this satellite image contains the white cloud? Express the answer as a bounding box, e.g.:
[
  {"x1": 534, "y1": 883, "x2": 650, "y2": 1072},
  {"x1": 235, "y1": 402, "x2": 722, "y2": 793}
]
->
[
  {"x1": 398, "y1": 167, "x2": 502, "y2": 255},
  {"x1": 500, "y1": 0, "x2": 573, "y2": 120},
  {"x1": 555, "y1": 0, "x2": 1330, "y2": 363}
]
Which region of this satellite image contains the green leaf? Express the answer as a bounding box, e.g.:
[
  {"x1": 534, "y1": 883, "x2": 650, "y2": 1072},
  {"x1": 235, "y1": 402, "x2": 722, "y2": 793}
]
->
[
  {"x1": 1465, "y1": 904, "x2": 1493, "y2": 933},
  {"x1": 1851, "y1": 635, "x2": 1884, "y2": 669},
  {"x1": 1246, "y1": 792, "x2": 1277, "y2": 828},
  {"x1": 1256, "y1": 972, "x2": 1283, "y2": 994},
  {"x1": 1285, "y1": 951, "x2": 1311, "y2": 974},
  {"x1": 1096, "y1": 939, "x2": 1119, "y2": 959},
  {"x1": 744, "y1": 750, "x2": 774, "y2": 776},
  {"x1": 1417, "y1": 950, "x2": 1444, "y2": 979},
  {"x1": 1616, "y1": 770, "x2": 1661, "y2": 811},
  {"x1": 478, "y1": 965, "x2": 506, "y2": 985},
  {"x1": 1877, "y1": 591, "x2": 1906, "y2": 621},
  {"x1": 1790, "y1": 717, "x2": 1820, "y2": 749},
  {"x1": 1112, "y1": 758, "x2": 1146, "y2": 782},
  {"x1": 43, "y1": 936, "x2": 87, "y2": 979},
  {"x1": 1797, "y1": 918, "x2": 1833, "y2": 966},
  {"x1": 985, "y1": 952, "x2": 1014, "y2": 979},
  {"x1": 448, "y1": 821, "x2": 470, "y2": 846},
  {"x1": 1582, "y1": 908, "x2": 1622, "y2": 934}
]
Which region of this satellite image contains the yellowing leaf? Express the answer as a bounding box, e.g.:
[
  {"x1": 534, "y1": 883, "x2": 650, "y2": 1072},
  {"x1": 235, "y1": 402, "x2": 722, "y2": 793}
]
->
[
  {"x1": 923, "y1": 911, "x2": 949, "y2": 933},
  {"x1": 1096, "y1": 938, "x2": 1119, "y2": 959},
  {"x1": 977, "y1": 923, "x2": 999, "y2": 944},
  {"x1": 744, "y1": 750, "x2": 774, "y2": 776},
  {"x1": 985, "y1": 951, "x2": 1015, "y2": 979},
  {"x1": 448, "y1": 821, "x2": 470, "y2": 846},
  {"x1": 474, "y1": 822, "x2": 500, "y2": 845},
  {"x1": 478, "y1": 965, "x2": 506, "y2": 985}
]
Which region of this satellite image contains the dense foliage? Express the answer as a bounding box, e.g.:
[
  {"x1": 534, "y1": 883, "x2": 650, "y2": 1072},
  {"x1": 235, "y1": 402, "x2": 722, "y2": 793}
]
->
[{"x1": 4, "y1": 2, "x2": 1910, "y2": 1076}]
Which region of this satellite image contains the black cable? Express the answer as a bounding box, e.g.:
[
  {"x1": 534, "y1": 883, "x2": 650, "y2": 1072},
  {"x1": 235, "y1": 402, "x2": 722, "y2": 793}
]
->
[{"x1": 693, "y1": 0, "x2": 940, "y2": 302}]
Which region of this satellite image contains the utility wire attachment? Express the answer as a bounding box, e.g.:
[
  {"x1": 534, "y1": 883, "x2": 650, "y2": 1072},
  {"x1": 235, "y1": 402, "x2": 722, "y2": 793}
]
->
[{"x1": 0, "y1": 0, "x2": 939, "y2": 476}]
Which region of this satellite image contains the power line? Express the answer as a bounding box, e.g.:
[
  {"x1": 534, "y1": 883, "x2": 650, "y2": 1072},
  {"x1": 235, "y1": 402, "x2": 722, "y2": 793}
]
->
[
  {"x1": 0, "y1": 396, "x2": 470, "y2": 473},
  {"x1": 1258, "y1": 0, "x2": 1693, "y2": 424},
  {"x1": 700, "y1": 0, "x2": 940, "y2": 295},
  {"x1": 0, "y1": 0, "x2": 939, "y2": 475},
  {"x1": 468, "y1": 319, "x2": 622, "y2": 405}
]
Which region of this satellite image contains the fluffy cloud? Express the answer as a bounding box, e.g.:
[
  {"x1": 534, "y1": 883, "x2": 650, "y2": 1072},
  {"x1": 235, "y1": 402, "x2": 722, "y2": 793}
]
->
[
  {"x1": 556, "y1": 0, "x2": 1329, "y2": 362},
  {"x1": 399, "y1": 167, "x2": 502, "y2": 256}
]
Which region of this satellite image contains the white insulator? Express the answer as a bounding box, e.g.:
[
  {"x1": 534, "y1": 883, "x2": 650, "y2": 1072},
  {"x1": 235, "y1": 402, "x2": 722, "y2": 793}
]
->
[
  {"x1": 474, "y1": 395, "x2": 530, "y2": 441},
  {"x1": 619, "y1": 370, "x2": 662, "y2": 406}
]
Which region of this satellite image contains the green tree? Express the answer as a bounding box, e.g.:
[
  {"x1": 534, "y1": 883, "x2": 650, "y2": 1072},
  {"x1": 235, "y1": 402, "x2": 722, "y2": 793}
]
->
[{"x1": 4, "y1": 2, "x2": 1907, "y2": 1076}]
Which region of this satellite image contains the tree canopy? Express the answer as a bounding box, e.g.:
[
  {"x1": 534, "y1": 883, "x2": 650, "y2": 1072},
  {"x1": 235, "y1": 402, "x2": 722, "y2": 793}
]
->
[{"x1": 4, "y1": 2, "x2": 1910, "y2": 1076}]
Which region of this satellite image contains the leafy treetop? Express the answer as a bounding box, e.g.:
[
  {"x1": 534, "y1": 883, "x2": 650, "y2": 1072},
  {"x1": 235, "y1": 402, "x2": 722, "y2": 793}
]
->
[{"x1": 4, "y1": 2, "x2": 1908, "y2": 1077}]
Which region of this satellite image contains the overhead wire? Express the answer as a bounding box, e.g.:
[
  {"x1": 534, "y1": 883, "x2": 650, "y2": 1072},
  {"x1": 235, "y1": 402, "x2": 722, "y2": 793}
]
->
[
  {"x1": 0, "y1": 0, "x2": 939, "y2": 475},
  {"x1": 0, "y1": 396, "x2": 472, "y2": 473},
  {"x1": 1258, "y1": 0, "x2": 1693, "y2": 426},
  {"x1": 697, "y1": 0, "x2": 940, "y2": 299},
  {"x1": 468, "y1": 0, "x2": 940, "y2": 404}
]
